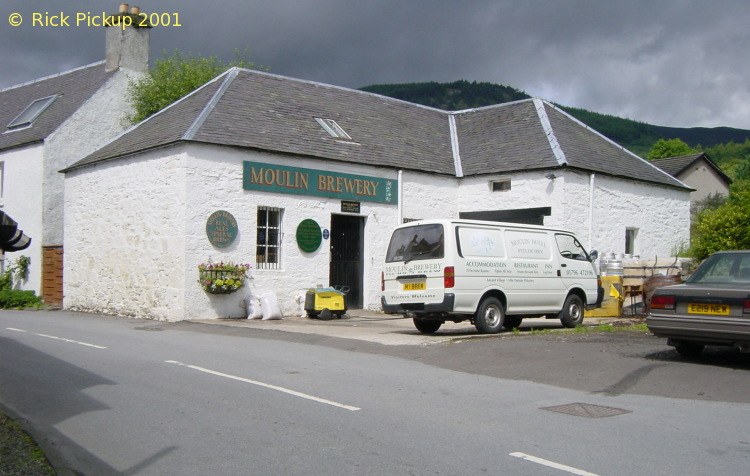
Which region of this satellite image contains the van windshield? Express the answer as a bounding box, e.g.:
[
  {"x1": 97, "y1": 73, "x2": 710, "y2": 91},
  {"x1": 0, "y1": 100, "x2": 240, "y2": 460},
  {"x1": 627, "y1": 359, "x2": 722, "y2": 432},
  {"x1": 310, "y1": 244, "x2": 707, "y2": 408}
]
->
[{"x1": 386, "y1": 224, "x2": 444, "y2": 263}]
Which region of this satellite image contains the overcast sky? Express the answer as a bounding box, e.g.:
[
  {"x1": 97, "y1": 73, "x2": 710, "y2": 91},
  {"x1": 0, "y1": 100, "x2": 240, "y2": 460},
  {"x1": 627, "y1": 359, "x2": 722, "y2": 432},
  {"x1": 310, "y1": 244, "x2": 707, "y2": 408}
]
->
[{"x1": 2, "y1": 0, "x2": 749, "y2": 129}]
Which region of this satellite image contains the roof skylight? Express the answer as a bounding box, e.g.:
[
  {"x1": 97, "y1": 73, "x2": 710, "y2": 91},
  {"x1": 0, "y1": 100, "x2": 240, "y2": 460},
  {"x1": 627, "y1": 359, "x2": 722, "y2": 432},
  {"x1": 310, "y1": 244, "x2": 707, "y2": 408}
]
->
[
  {"x1": 7, "y1": 95, "x2": 58, "y2": 129},
  {"x1": 315, "y1": 117, "x2": 352, "y2": 140}
]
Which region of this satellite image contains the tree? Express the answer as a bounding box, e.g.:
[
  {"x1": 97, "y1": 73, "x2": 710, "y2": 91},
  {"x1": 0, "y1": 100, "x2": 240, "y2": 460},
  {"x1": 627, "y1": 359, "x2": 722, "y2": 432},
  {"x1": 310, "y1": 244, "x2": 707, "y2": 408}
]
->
[
  {"x1": 690, "y1": 180, "x2": 750, "y2": 260},
  {"x1": 703, "y1": 139, "x2": 750, "y2": 180},
  {"x1": 647, "y1": 138, "x2": 698, "y2": 161},
  {"x1": 690, "y1": 192, "x2": 727, "y2": 216},
  {"x1": 126, "y1": 49, "x2": 260, "y2": 124}
]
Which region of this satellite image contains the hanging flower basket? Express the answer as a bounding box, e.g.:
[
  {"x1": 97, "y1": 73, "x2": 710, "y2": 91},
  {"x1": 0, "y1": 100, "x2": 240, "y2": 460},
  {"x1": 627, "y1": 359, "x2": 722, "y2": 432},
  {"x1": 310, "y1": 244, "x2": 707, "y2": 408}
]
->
[{"x1": 198, "y1": 261, "x2": 252, "y2": 295}]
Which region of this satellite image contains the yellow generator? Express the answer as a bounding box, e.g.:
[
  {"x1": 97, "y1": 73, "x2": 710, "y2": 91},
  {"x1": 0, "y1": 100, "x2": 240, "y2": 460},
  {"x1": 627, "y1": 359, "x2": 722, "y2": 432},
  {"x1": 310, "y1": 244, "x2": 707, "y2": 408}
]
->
[{"x1": 305, "y1": 286, "x2": 348, "y2": 320}]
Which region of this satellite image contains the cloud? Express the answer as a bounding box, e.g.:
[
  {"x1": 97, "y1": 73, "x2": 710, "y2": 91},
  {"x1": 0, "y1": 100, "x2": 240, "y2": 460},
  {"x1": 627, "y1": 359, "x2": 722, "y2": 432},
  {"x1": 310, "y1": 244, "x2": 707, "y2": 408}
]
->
[{"x1": 2, "y1": 0, "x2": 749, "y2": 129}]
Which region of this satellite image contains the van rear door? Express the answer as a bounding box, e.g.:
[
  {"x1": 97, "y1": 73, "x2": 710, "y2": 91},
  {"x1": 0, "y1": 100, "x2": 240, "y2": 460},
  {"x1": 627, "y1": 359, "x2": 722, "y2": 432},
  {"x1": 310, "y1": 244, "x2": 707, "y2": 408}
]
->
[{"x1": 382, "y1": 223, "x2": 447, "y2": 311}]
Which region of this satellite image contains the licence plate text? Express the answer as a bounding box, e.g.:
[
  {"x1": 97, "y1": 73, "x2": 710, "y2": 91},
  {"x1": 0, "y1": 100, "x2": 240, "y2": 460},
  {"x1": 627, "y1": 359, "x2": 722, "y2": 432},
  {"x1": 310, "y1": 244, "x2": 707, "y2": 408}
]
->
[
  {"x1": 403, "y1": 282, "x2": 426, "y2": 291},
  {"x1": 688, "y1": 303, "x2": 730, "y2": 315}
]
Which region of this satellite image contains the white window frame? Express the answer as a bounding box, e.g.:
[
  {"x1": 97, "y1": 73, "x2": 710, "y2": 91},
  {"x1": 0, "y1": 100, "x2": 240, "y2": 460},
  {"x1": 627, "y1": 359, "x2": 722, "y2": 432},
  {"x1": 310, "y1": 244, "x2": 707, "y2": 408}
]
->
[{"x1": 257, "y1": 206, "x2": 283, "y2": 269}]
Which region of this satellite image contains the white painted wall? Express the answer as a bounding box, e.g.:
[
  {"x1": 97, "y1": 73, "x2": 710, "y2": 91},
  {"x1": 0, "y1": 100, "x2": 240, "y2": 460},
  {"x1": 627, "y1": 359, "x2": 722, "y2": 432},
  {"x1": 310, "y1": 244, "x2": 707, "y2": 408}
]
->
[
  {"x1": 1, "y1": 68, "x2": 142, "y2": 298},
  {"x1": 64, "y1": 147, "x2": 187, "y2": 320},
  {"x1": 400, "y1": 171, "x2": 459, "y2": 222},
  {"x1": 0, "y1": 144, "x2": 44, "y2": 292},
  {"x1": 457, "y1": 170, "x2": 566, "y2": 224},
  {"x1": 44, "y1": 70, "x2": 142, "y2": 246},
  {"x1": 64, "y1": 142, "x2": 691, "y2": 321},
  {"x1": 584, "y1": 173, "x2": 691, "y2": 258},
  {"x1": 181, "y1": 145, "x2": 402, "y2": 319},
  {"x1": 65, "y1": 144, "x2": 403, "y2": 320}
]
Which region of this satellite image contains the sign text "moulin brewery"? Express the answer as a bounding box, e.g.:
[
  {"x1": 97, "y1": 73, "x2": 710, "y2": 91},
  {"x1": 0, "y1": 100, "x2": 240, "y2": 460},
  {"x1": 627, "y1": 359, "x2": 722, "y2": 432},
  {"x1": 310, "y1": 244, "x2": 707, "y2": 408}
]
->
[{"x1": 243, "y1": 161, "x2": 397, "y2": 204}]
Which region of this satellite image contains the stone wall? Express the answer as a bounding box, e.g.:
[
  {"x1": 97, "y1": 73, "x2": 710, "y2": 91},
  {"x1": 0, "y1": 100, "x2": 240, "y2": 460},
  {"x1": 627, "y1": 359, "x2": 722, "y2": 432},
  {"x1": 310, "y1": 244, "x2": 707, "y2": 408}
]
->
[
  {"x1": 64, "y1": 148, "x2": 187, "y2": 321},
  {"x1": 63, "y1": 143, "x2": 690, "y2": 321},
  {"x1": 44, "y1": 70, "x2": 141, "y2": 246}
]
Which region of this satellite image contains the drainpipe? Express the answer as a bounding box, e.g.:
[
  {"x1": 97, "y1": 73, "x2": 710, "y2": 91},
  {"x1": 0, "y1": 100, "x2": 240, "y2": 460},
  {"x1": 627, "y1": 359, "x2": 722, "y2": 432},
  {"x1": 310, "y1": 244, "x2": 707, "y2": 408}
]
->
[
  {"x1": 589, "y1": 173, "x2": 595, "y2": 250},
  {"x1": 398, "y1": 170, "x2": 403, "y2": 224}
]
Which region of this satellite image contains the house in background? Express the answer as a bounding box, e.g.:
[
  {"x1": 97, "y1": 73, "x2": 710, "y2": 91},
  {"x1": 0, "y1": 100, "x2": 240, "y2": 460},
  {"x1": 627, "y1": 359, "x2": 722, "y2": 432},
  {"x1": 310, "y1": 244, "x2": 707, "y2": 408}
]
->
[
  {"x1": 61, "y1": 67, "x2": 691, "y2": 321},
  {"x1": 0, "y1": 6, "x2": 149, "y2": 305},
  {"x1": 651, "y1": 152, "x2": 732, "y2": 210}
]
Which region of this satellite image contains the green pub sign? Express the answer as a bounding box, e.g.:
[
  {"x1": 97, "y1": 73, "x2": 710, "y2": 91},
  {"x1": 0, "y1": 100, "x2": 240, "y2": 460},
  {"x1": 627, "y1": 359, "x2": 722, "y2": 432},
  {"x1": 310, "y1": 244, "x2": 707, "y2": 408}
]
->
[
  {"x1": 296, "y1": 219, "x2": 322, "y2": 253},
  {"x1": 206, "y1": 210, "x2": 238, "y2": 248},
  {"x1": 243, "y1": 161, "x2": 398, "y2": 204}
]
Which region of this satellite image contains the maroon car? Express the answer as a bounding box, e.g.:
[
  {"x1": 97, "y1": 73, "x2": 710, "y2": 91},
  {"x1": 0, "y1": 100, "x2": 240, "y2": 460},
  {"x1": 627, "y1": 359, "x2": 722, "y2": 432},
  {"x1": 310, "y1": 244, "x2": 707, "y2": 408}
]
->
[{"x1": 647, "y1": 250, "x2": 750, "y2": 357}]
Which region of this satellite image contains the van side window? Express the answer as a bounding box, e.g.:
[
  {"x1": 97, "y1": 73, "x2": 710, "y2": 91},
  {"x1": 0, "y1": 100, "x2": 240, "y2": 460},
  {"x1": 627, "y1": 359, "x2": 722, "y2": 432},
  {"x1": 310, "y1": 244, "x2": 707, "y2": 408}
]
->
[
  {"x1": 555, "y1": 234, "x2": 589, "y2": 261},
  {"x1": 457, "y1": 227, "x2": 505, "y2": 257},
  {"x1": 386, "y1": 224, "x2": 444, "y2": 262}
]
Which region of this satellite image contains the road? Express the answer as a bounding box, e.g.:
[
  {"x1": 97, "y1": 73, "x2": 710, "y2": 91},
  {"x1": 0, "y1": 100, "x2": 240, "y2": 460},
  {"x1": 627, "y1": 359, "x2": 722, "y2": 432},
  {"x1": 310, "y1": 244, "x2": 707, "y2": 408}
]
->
[{"x1": 1, "y1": 309, "x2": 749, "y2": 475}]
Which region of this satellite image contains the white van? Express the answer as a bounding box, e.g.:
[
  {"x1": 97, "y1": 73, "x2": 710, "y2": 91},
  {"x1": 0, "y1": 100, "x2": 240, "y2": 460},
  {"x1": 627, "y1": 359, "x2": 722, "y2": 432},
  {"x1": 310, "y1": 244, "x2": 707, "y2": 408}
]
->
[{"x1": 381, "y1": 219, "x2": 603, "y2": 333}]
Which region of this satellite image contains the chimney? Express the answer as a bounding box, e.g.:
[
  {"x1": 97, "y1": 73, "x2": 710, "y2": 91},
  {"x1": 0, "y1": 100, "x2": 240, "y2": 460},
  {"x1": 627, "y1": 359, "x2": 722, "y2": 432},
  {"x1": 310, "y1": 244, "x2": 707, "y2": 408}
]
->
[{"x1": 105, "y1": 4, "x2": 150, "y2": 73}]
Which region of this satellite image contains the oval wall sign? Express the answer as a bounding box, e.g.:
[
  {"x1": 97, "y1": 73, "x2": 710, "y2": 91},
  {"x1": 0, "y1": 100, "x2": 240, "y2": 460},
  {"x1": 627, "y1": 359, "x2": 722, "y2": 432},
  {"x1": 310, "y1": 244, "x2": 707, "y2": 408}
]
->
[
  {"x1": 206, "y1": 210, "x2": 238, "y2": 248},
  {"x1": 296, "y1": 219, "x2": 322, "y2": 253}
]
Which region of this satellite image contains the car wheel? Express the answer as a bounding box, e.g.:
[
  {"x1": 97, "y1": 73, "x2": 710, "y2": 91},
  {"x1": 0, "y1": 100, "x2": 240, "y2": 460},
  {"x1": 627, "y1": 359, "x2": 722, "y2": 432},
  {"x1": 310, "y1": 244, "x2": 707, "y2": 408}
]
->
[
  {"x1": 413, "y1": 318, "x2": 442, "y2": 334},
  {"x1": 674, "y1": 341, "x2": 704, "y2": 358},
  {"x1": 503, "y1": 316, "x2": 523, "y2": 330},
  {"x1": 560, "y1": 294, "x2": 584, "y2": 328},
  {"x1": 474, "y1": 297, "x2": 505, "y2": 334}
]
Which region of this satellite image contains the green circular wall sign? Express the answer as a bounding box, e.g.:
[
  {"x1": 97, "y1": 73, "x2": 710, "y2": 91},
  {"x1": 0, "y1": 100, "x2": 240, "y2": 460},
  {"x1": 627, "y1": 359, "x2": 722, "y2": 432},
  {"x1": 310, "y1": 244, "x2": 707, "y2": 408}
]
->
[
  {"x1": 296, "y1": 219, "x2": 322, "y2": 253},
  {"x1": 206, "y1": 210, "x2": 238, "y2": 248}
]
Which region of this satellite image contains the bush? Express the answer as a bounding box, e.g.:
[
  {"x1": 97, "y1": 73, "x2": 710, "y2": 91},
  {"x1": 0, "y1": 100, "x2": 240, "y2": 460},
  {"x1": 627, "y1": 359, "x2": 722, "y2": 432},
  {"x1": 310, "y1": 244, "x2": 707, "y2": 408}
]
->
[
  {"x1": 691, "y1": 180, "x2": 750, "y2": 259},
  {"x1": 0, "y1": 290, "x2": 42, "y2": 309}
]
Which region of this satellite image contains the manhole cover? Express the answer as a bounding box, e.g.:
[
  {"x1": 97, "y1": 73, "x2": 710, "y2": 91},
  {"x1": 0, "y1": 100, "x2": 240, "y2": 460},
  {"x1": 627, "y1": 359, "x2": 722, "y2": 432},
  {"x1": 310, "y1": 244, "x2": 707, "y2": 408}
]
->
[
  {"x1": 134, "y1": 326, "x2": 165, "y2": 331},
  {"x1": 541, "y1": 402, "x2": 632, "y2": 418}
]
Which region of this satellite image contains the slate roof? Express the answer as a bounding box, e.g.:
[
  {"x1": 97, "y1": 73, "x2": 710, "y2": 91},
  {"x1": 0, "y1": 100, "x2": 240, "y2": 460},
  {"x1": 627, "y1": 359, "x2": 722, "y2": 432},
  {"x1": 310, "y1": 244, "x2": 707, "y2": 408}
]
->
[
  {"x1": 651, "y1": 153, "x2": 732, "y2": 185},
  {"x1": 454, "y1": 99, "x2": 686, "y2": 188},
  {"x1": 455, "y1": 99, "x2": 559, "y2": 175},
  {"x1": 0, "y1": 62, "x2": 115, "y2": 152},
  {"x1": 66, "y1": 67, "x2": 689, "y2": 190}
]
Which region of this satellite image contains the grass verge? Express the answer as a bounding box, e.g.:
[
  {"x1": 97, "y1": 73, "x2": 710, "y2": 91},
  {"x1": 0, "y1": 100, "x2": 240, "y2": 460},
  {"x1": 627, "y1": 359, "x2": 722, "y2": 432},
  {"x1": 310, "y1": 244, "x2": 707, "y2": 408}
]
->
[
  {"x1": 0, "y1": 412, "x2": 54, "y2": 475},
  {"x1": 510, "y1": 321, "x2": 650, "y2": 335}
]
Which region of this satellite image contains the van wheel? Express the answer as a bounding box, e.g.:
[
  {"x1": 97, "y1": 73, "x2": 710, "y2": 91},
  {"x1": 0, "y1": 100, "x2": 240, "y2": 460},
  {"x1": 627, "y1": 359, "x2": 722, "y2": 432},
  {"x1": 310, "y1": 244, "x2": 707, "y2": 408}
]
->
[
  {"x1": 413, "y1": 319, "x2": 442, "y2": 334},
  {"x1": 475, "y1": 297, "x2": 505, "y2": 334},
  {"x1": 503, "y1": 316, "x2": 523, "y2": 330},
  {"x1": 560, "y1": 295, "x2": 584, "y2": 328}
]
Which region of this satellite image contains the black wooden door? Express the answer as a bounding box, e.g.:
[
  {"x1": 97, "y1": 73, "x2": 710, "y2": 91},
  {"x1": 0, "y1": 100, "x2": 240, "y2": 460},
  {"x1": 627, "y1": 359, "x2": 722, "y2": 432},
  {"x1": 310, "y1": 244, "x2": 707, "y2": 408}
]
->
[{"x1": 329, "y1": 215, "x2": 363, "y2": 308}]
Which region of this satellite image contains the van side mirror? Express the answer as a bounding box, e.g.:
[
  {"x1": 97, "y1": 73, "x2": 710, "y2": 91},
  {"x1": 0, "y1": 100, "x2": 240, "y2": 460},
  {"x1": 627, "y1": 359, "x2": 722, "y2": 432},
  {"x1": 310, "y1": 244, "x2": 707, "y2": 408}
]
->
[{"x1": 589, "y1": 250, "x2": 598, "y2": 261}]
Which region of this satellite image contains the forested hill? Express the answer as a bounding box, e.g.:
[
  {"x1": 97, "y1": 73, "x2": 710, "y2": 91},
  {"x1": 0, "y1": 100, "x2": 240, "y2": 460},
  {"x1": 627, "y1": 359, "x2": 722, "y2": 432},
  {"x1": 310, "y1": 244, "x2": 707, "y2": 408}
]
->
[{"x1": 359, "y1": 80, "x2": 750, "y2": 157}]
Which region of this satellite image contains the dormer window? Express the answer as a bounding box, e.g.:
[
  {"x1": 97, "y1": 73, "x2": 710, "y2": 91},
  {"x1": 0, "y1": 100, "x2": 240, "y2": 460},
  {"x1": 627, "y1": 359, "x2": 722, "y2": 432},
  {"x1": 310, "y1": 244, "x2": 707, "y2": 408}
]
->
[
  {"x1": 315, "y1": 117, "x2": 352, "y2": 140},
  {"x1": 7, "y1": 95, "x2": 58, "y2": 129}
]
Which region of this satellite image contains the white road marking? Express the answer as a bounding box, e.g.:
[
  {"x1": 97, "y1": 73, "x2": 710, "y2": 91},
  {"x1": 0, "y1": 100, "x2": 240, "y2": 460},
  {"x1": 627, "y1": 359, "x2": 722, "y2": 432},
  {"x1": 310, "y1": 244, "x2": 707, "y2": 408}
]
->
[
  {"x1": 6, "y1": 328, "x2": 107, "y2": 349},
  {"x1": 165, "y1": 360, "x2": 361, "y2": 411},
  {"x1": 510, "y1": 452, "x2": 600, "y2": 476}
]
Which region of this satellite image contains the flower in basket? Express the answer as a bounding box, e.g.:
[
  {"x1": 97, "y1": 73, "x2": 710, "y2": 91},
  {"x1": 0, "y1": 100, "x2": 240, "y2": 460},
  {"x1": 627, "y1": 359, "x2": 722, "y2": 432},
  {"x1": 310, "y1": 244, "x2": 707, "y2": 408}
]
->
[{"x1": 198, "y1": 261, "x2": 252, "y2": 294}]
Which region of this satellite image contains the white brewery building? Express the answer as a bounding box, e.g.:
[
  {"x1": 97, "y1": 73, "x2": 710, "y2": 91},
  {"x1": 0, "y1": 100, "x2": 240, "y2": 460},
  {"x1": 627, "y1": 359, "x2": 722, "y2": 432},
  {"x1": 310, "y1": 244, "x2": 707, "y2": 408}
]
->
[{"x1": 1, "y1": 14, "x2": 691, "y2": 320}]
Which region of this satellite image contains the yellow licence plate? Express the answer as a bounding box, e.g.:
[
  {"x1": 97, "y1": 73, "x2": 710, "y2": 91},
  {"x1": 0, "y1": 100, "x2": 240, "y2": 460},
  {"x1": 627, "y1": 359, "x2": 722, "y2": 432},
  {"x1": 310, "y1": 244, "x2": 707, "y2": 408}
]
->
[
  {"x1": 403, "y1": 282, "x2": 426, "y2": 291},
  {"x1": 688, "y1": 303, "x2": 730, "y2": 315}
]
